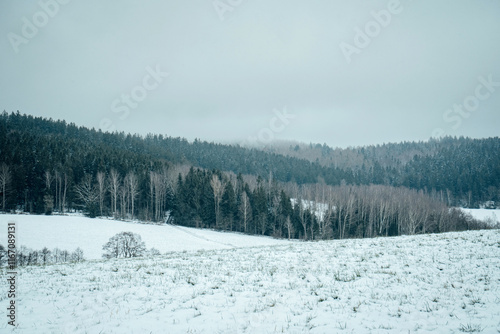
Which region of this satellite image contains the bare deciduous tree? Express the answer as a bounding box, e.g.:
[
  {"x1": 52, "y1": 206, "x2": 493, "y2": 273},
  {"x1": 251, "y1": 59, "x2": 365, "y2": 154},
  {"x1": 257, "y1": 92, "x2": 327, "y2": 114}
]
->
[
  {"x1": 53, "y1": 169, "x2": 67, "y2": 213},
  {"x1": 320, "y1": 185, "x2": 334, "y2": 239},
  {"x1": 285, "y1": 216, "x2": 293, "y2": 240},
  {"x1": 61, "y1": 172, "x2": 68, "y2": 213},
  {"x1": 296, "y1": 188, "x2": 308, "y2": 240},
  {"x1": 150, "y1": 169, "x2": 174, "y2": 222},
  {"x1": 102, "y1": 232, "x2": 146, "y2": 259},
  {"x1": 125, "y1": 172, "x2": 139, "y2": 219},
  {"x1": 40, "y1": 247, "x2": 51, "y2": 265},
  {"x1": 96, "y1": 171, "x2": 106, "y2": 216},
  {"x1": 45, "y1": 170, "x2": 52, "y2": 192},
  {"x1": 74, "y1": 174, "x2": 99, "y2": 217},
  {"x1": 119, "y1": 183, "x2": 128, "y2": 219},
  {"x1": 210, "y1": 174, "x2": 225, "y2": 229},
  {"x1": 71, "y1": 247, "x2": 85, "y2": 262},
  {"x1": 0, "y1": 244, "x2": 6, "y2": 266},
  {"x1": 239, "y1": 191, "x2": 252, "y2": 233},
  {"x1": 109, "y1": 169, "x2": 120, "y2": 217}
]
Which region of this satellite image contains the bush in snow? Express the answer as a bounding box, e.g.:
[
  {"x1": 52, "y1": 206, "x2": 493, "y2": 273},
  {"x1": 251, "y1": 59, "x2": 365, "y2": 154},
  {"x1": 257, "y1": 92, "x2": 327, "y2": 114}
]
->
[
  {"x1": 26, "y1": 248, "x2": 38, "y2": 266},
  {"x1": 102, "y1": 231, "x2": 146, "y2": 259},
  {"x1": 40, "y1": 247, "x2": 52, "y2": 265},
  {"x1": 8, "y1": 245, "x2": 84, "y2": 267},
  {"x1": 71, "y1": 247, "x2": 85, "y2": 262},
  {"x1": 0, "y1": 244, "x2": 6, "y2": 266},
  {"x1": 149, "y1": 247, "x2": 161, "y2": 257}
]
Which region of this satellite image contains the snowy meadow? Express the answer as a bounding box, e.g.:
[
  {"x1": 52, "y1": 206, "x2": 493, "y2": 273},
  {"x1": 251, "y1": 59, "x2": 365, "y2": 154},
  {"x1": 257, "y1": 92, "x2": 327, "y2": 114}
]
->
[
  {"x1": 0, "y1": 214, "x2": 291, "y2": 260},
  {"x1": 1, "y1": 216, "x2": 499, "y2": 333}
]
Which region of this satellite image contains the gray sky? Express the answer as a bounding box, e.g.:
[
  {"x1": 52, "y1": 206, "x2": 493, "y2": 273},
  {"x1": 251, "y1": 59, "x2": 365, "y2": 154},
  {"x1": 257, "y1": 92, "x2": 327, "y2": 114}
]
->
[{"x1": 1, "y1": 0, "x2": 499, "y2": 148}]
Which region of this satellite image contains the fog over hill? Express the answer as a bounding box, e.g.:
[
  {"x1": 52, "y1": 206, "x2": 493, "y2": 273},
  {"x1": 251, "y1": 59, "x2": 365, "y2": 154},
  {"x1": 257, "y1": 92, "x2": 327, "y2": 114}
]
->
[{"x1": 1, "y1": 1, "x2": 499, "y2": 147}]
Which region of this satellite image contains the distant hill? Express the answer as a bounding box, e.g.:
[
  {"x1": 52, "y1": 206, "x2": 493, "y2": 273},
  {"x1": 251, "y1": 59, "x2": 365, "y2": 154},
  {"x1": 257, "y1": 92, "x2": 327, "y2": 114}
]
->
[
  {"x1": 249, "y1": 137, "x2": 500, "y2": 207},
  {"x1": 1, "y1": 112, "x2": 499, "y2": 209}
]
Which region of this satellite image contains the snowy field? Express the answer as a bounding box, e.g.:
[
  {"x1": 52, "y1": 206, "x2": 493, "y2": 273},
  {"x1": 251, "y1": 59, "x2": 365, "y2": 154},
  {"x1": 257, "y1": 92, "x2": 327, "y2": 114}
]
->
[
  {"x1": 0, "y1": 214, "x2": 291, "y2": 260},
  {"x1": 461, "y1": 209, "x2": 500, "y2": 226},
  {"x1": 1, "y1": 225, "x2": 499, "y2": 333}
]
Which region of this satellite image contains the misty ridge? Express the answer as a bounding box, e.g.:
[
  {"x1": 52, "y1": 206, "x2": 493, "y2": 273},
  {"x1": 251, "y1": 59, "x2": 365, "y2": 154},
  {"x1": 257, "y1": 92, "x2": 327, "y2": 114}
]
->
[{"x1": 2, "y1": 1, "x2": 499, "y2": 147}]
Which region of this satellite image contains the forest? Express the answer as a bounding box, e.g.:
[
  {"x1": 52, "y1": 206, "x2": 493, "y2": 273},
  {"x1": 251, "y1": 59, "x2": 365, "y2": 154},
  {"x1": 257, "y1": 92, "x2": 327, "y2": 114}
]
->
[{"x1": 0, "y1": 111, "x2": 496, "y2": 240}]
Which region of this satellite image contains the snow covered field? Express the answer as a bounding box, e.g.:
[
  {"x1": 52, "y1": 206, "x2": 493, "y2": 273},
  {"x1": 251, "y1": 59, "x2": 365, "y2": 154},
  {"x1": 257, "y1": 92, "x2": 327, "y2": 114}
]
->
[
  {"x1": 0, "y1": 214, "x2": 291, "y2": 260},
  {"x1": 1, "y1": 222, "x2": 499, "y2": 333},
  {"x1": 461, "y1": 209, "x2": 500, "y2": 226}
]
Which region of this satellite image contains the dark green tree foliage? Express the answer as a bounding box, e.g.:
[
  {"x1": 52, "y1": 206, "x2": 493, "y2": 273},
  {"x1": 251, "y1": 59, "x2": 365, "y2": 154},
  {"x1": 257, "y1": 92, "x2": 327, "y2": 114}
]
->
[
  {"x1": 249, "y1": 178, "x2": 266, "y2": 235},
  {"x1": 173, "y1": 167, "x2": 219, "y2": 228},
  {"x1": 221, "y1": 181, "x2": 236, "y2": 230}
]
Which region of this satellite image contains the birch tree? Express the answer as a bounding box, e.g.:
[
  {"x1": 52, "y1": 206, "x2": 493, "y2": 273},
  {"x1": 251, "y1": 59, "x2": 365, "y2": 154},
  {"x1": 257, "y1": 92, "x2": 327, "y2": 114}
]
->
[
  {"x1": 119, "y1": 183, "x2": 127, "y2": 219},
  {"x1": 61, "y1": 172, "x2": 68, "y2": 213},
  {"x1": 285, "y1": 216, "x2": 293, "y2": 240},
  {"x1": 109, "y1": 169, "x2": 120, "y2": 217},
  {"x1": 239, "y1": 191, "x2": 252, "y2": 233},
  {"x1": 210, "y1": 174, "x2": 225, "y2": 229},
  {"x1": 125, "y1": 172, "x2": 139, "y2": 219},
  {"x1": 96, "y1": 171, "x2": 106, "y2": 216}
]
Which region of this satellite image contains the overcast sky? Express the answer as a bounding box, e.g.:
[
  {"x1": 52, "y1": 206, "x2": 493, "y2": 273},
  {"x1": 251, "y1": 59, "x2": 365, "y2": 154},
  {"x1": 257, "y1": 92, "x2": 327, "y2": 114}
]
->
[{"x1": 1, "y1": 0, "x2": 499, "y2": 148}]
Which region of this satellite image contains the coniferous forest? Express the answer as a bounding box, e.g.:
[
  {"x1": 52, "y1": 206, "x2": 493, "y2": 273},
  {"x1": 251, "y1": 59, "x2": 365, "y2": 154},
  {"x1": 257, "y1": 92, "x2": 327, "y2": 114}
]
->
[{"x1": 0, "y1": 111, "x2": 497, "y2": 240}]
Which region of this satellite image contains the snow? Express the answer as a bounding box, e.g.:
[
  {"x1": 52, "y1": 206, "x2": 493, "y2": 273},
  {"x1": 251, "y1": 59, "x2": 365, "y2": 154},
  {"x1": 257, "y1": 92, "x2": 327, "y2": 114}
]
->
[
  {"x1": 460, "y1": 208, "x2": 500, "y2": 226},
  {"x1": 0, "y1": 214, "x2": 291, "y2": 260},
  {"x1": 1, "y1": 214, "x2": 499, "y2": 333},
  {"x1": 291, "y1": 198, "x2": 329, "y2": 221}
]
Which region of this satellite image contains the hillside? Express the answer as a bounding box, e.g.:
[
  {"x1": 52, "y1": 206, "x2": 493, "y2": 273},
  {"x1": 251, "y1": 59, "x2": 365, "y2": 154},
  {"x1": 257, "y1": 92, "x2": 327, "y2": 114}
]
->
[
  {"x1": 1, "y1": 228, "x2": 498, "y2": 333},
  {"x1": 254, "y1": 137, "x2": 500, "y2": 207},
  {"x1": 1, "y1": 112, "x2": 499, "y2": 209},
  {"x1": 0, "y1": 112, "x2": 495, "y2": 241},
  {"x1": 0, "y1": 214, "x2": 291, "y2": 260}
]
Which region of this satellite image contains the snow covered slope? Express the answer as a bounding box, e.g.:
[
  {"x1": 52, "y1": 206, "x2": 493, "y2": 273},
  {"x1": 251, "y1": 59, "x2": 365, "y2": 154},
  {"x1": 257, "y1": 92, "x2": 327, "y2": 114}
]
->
[
  {"x1": 0, "y1": 214, "x2": 291, "y2": 259},
  {"x1": 461, "y1": 208, "x2": 500, "y2": 226},
  {"x1": 1, "y1": 229, "x2": 498, "y2": 333}
]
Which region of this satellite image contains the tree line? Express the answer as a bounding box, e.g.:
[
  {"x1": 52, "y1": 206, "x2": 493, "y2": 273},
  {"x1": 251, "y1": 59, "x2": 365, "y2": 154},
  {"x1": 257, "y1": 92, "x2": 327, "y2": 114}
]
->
[
  {"x1": 0, "y1": 244, "x2": 84, "y2": 267},
  {"x1": 8, "y1": 163, "x2": 488, "y2": 240}
]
